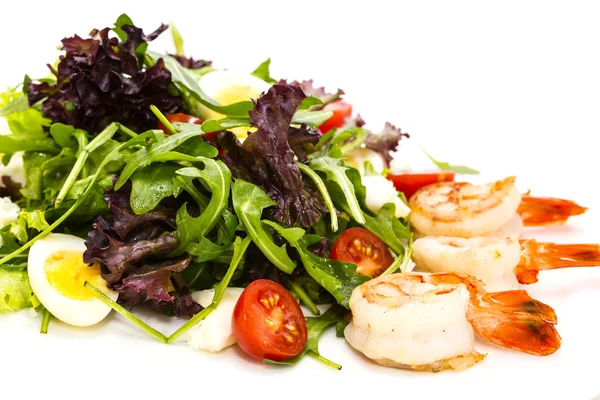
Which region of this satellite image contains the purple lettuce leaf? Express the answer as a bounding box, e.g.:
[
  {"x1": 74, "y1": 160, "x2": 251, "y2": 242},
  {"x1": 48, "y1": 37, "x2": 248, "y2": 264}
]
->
[
  {"x1": 365, "y1": 122, "x2": 410, "y2": 164},
  {"x1": 169, "y1": 54, "x2": 212, "y2": 70},
  {"x1": 83, "y1": 180, "x2": 199, "y2": 317},
  {"x1": 216, "y1": 84, "x2": 327, "y2": 228},
  {"x1": 27, "y1": 22, "x2": 182, "y2": 133}
]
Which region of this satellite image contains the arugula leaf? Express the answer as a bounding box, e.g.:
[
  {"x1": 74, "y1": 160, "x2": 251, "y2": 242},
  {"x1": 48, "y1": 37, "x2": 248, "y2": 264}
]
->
[
  {"x1": 115, "y1": 124, "x2": 217, "y2": 189},
  {"x1": 186, "y1": 235, "x2": 233, "y2": 263},
  {"x1": 0, "y1": 269, "x2": 33, "y2": 313},
  {"x1": 150, "y1": 51, "x2": 254, "y2": 118},
  {"x1": 264, "y1": 305, "x2": 347, "y2": 370},
  {"x1": 296, "y1": 162, "x2": 338, "y2": 232},
  {"x1": 170, "y1": 159, "x2": 231, "y2": 255},
  {"x1": 309, "y1": 150, "x2": 365, "y2": 224},
  {"x1": 264, "y1": 221, "x2": 368, "y2": 308},
  {"x1": 292, "y1": 110, "x2": 333, "y2": 126},
  {"x1": 362, "y1": 203, "x2": 412, "y2": 255},
  {"x1": 201, "y1": 118, "x2": 251, "y2": 133},
  {"x1": 49, "y1": 123, "x2": 79, "y2": 148},
  {"x1": 251, "y1": 58, "x2": 277, "y2": 83},
  {"x1": 421, "y1": 147, "x2": 479, "y2": 174},
  {"x1": 231, "y1": 179, "x2": 297, "y2": 274},
  {"x1": 130, "y1": 163, "x2": 180, "y2": 214}
]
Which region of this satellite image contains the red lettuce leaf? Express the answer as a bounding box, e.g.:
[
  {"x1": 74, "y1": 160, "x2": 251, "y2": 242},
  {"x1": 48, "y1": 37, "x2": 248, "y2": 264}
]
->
[
  {"x1": 169, "y1": 54, "x2": 212, "y2": 70},
  {"x1": 27, "y1": 22, "x2": 182, "y2": 133},
  {"x1": 365, "y1": 122, "x2": 410, "y2": 164},
  {"x1": 83, "y1": 180, "x2": 199, "y2": 317},
  {"x1": 216, "y1": 84, "x2": 327, "y2": 228}
]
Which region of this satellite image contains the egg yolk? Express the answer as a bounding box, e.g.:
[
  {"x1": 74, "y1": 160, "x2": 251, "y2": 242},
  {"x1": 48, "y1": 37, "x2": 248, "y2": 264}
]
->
[
  {"x1": 44, "y1": 251, "x2": 109, "y2": 301},
  {"x1": 207, "y1": 86, "x2": 262, "y2": 140}
]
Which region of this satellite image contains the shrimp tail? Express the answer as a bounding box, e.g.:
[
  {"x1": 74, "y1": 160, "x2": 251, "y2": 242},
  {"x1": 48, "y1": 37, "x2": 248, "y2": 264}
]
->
[
  {"x1": 516, "y1": 239, "x2": 600, "y2": 284},
  {"x1": 518, "y1": 195, "x2": 587, "y2": 226},
  {"x1": 468, "y1": 290, "x2": 561, "y2": 356}
]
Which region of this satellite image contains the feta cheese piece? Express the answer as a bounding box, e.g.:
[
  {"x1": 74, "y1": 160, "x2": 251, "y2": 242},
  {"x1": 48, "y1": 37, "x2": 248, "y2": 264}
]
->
[
  {"x1": 187, "y1": 287, "x2": 245, "y2": 352},
  {"x1": 0, "y1": 197, "x2": 20, "y2": 229},
  {"x1": 362, "y1": 175, "x2": 411, "y2": 218}
]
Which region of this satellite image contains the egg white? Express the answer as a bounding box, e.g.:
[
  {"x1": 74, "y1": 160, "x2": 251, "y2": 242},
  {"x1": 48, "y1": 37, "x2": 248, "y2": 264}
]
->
[{"x1": 28, "y1": 233, "x2": 118, "y2": 327}]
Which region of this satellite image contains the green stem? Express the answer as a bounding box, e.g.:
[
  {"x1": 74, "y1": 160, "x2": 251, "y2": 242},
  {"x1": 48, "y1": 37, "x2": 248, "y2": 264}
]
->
[
  {"x1": 381, "y1": 244, "x2": 412, "y2": 276},
  {"x1": 308, "y1": 351, "x2": 342, "y2": 370},
  {"x1": 55, "y1": 123, "x2": 118, "y2": 207},
  {"x1": 118, "y1": 124, "x2": 139, "y2": 138},
  {"x1": 40, "y1": 308, "x2": 51, "y2": 334},
  {"x1": 74, "y1": 130, "x2": 89, "y2": 179},
  {"x1": 296, "y1": 162, "x2": 338, "y2": 232},
  {"x1": 85, "y1": 282, "x2": 167, "y2": 343},
  {"x1": 150, "y1": 105, "x2": 176, "y2": 135},
  {"x1": 289, "y1": 280, "x2": 320, "y2": 316},
  {"x1": 168, "y1": 237, "x2": 251, "y2": 343}
]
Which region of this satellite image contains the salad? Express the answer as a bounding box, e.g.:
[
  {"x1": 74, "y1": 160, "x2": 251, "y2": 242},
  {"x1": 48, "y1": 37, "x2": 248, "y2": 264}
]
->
[{"x1": 0, "y1": 15, "x2": 596, "y2": 372}]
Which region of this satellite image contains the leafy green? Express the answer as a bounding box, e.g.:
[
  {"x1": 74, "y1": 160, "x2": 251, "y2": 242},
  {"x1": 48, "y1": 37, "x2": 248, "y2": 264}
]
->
[
  {"x1": 231, "y1": 179, "x2": 297, "y2": 274},
  {"x1": 292, "y1": 110, "x2": 333, "y2": 126},
  {"x1": 251, "y1": 58, "x2": 277, "y2": 83},
  {"x1": 0, "y1": 96, "x2": 29, "y2": 117},
  {"x1": 0, "y1": 269, "x2": 33, "y2": 312},
  {"x1": 264, "y1": 305, "x2": 347, "y2": 370},
  {"x1": 186, "y1": 235, "x2": 233, "y2": 263},
  {"x1": 362, "y1": 203, "x2": 412, "y2": 255},
  {"x1": 170, "y1": 22, "x2": 185, "y2": 56},
  {"x1": 0, "y1": 134, "x2": 60, "y2": 154},
  {"x1": 130, "y1": 163, "x2": 180, "y2": 214},
  {"x1": 296, "y1": 162, "x2": 338, "y2": 232},
  {"x1": 0, "y1": 233, "x2": 27, "y2": 270},
  {"x1": 168, "y1": 236, "x2": 252, "y2": 343},
  {"x1": 309, "y1": 149, "x2": 365, "y2": 224},
  {"x1": 170, "y1": 159, "x2": 231, "y2": 255},
  {"x1": 115, "y1": 124, "x2": 217, "y2": 189},
  {"x1": 10, "y1": 210, "x2": 49, "y2": 243},
  {"x1": 421, "y1": 147, "x2": 479, "y2": 174},
  {"x1": 49, "y1": 123, "x2": 79, "y2": 148},
  {"x1": 150, "y1": 51, "x2": 254, "y2": 118},
  {"x1": 264, "y1": 221, "x2": 368, "y2": 309}
]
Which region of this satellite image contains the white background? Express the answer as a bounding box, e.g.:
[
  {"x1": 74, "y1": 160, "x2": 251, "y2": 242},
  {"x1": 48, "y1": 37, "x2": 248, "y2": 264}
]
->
[{"x1": 1, "y1": 1, "x2": 599, "y2": 399}]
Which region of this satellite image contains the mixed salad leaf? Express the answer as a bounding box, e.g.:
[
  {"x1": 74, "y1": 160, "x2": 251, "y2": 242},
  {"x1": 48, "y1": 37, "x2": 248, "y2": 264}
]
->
[{"x1": 0, "y1": 13, "x2": 475, "y2": 370}]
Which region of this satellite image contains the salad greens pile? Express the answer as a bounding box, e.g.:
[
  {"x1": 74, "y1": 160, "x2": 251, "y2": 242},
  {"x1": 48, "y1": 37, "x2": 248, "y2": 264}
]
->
[{"x1": 0, "y1": 14, "x2": 416, "y2": 367}]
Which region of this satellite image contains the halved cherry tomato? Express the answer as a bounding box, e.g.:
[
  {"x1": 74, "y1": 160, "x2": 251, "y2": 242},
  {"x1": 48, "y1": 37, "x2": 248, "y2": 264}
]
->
[
  {"x1": 317, "y1": 101, "x2": 353, "y2": 134},
  {"x1": 331, "y1": 227, "x2": 393, "y2": 278},
  {"x1": 156, "y1": 113, "x2": 220, "y2": 141},
  {"x1": 232, "y1": 279, "x2": 308, "y2": 361},
  {"x1": 387, "y1": 170, "x2": 455, "y2": 200}
]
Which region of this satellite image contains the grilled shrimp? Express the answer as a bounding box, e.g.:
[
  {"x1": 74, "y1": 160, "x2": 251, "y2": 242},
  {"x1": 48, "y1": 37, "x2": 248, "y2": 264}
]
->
[
  {"x1": 412, "y1": 236, "x2": 600, "y2": 290},
  {"x1": 408, "y1": 177, "x2": 521, "y2": 238},
  {"x1": 345, "y1": 272, "x2": 560, "y2": 372}
]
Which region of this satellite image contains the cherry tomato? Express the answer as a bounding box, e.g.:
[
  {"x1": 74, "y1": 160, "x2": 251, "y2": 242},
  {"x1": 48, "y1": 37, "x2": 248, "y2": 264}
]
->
[
  {"x1": 317, "y1": 101, "x2": 353, "y2": 134},
  {"x1": 331, "y1": 227, "x2": 393, "y2": 278},
  {"x1": 156, "y1": 113, "x2": 220, "y2": 141},
  {"x1": 232, "y1": 279, "x2": 308, "y2": 361},
  {"x1": 387, "y1": 170, "x2": 455, "y2": 200}
]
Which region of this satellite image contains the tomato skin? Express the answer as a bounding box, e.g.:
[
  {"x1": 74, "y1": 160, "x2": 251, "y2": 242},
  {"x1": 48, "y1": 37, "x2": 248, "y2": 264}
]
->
[
  {"x1": 331, "y1": 227, "x2": 393, "y2": 278},
  {"x1": 387, "y1": 171, "x2": 455, "y2": 200},
  {"x1": 232, "y1": 279, "x2": 308, "y2": 361},
  {"x1": 317, "y1": 101, "x2": 353, "y2": 134},
  {"x1": 156, "y1": 113, "x2": 220, "y2": 141}
]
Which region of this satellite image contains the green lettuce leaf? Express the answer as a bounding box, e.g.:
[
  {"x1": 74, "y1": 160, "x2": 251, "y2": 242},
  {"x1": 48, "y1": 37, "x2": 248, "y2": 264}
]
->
[{"x1": 0, "y1": 270, "x2": 33, "y2": 313}]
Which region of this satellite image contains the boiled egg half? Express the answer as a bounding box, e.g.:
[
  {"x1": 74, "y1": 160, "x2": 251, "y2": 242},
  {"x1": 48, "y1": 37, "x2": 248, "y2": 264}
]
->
[
  {"x1": 196, "y1": 70, "x2": 272, "y2": 139},
  {"x1": 28, "y1": 233, "x2": 118, "y2": 327}
]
